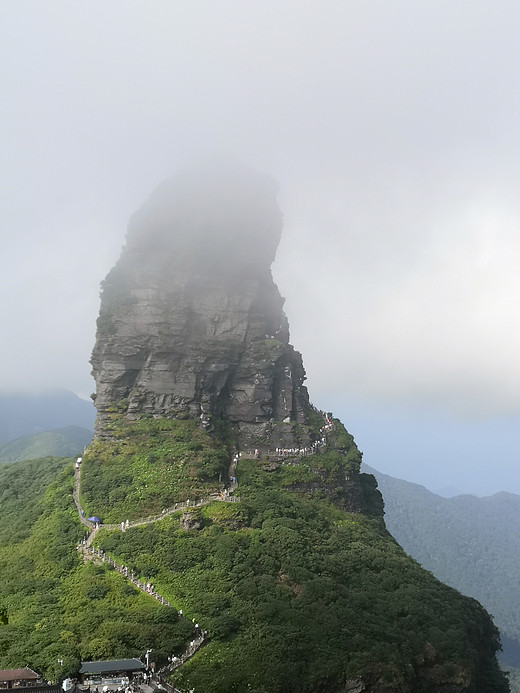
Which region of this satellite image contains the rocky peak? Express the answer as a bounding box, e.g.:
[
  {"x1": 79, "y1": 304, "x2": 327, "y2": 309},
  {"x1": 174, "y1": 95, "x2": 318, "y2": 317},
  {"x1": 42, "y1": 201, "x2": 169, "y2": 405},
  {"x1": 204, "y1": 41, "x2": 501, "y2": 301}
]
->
[{"x1": 91, "y1": 163, "x2": 313, "y2": 451}]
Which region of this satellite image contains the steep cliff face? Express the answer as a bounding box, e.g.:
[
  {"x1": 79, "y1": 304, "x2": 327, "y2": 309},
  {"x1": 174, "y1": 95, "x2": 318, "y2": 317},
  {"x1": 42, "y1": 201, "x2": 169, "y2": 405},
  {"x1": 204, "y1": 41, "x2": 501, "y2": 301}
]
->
[{"x1": 91, "y1": 164, "x2": 312, "y2": 452}]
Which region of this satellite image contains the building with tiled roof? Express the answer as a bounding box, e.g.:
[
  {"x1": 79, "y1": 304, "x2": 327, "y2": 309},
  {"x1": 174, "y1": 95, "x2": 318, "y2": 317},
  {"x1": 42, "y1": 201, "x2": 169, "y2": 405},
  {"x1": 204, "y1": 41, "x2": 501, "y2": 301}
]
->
[{"x1": 0, "y1": 668, "x2": 41, "y2": 689}]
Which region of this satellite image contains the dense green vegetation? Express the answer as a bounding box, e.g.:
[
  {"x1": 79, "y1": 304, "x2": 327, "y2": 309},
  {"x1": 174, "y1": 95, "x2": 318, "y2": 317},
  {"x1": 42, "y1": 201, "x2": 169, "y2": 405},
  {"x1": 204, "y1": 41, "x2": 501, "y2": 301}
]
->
[
  {"x1": 0, "y1": 457, "x2": 195, "y2": 682},
  {"x1": 0, "y1": 457, "x2": 72, "y2": 544},
  {"x1": 80, "y1": 415, "x2": 229, "y2": 522},
  {"x1": 94, "y1": 456, "x2": 508, "y2": 693},
  {"x1": 0, "y1": 426, "x2": 92, "y2": 465},
  {"x1": 366, "y1": 463, "x2": 520, "y2": 691},
  {"x1": 0, "y1": 429, "x2": 510, "y2": 691}
]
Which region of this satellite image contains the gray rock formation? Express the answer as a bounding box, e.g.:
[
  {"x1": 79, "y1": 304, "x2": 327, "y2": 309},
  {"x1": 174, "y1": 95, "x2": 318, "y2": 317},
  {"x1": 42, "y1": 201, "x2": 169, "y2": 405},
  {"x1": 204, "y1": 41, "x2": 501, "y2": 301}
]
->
[
  {"x1": 91, "y1": 163, "x2": 313, "y2": 451},
  {"x1": 179, "y1": 510, "x2": 202, "y2": 531}
]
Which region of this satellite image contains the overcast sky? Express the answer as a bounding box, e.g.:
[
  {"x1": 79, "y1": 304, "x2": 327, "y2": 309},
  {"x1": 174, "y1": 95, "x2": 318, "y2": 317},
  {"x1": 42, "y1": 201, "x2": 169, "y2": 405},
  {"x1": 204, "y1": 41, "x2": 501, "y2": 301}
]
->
[{"x1": 2, "y1": 0, "x2": 520, "y2": 495}]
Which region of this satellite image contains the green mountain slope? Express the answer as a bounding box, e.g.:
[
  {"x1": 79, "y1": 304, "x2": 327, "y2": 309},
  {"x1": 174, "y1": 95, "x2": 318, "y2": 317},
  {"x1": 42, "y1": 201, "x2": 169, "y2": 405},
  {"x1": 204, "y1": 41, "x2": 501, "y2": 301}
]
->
[
  {"x1": 0, "y1": 426, "x2": 93, "y2": 465},
  {"x1": 364, "y1": 464, "x2": 520, "y2": 683},
  {"x1": 0, "y1": 433, "x2": 510, "y2": 691},
  {"x1": 97, "y1": 464, "x2": 506, "y2": 692},
  {"x1": 74, "y1": 414, "x2": 509, "y2": 692},
  {"x1": 0, "y1": 456, "x2": 197, "y2": 682}
]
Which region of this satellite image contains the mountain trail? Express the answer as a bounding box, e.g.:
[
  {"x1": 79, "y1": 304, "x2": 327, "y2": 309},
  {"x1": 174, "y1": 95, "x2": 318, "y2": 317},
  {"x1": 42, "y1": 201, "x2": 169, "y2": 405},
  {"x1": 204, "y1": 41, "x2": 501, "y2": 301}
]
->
[{"x1": 70, "y1": 414, "x2": 332, "y2": 691}]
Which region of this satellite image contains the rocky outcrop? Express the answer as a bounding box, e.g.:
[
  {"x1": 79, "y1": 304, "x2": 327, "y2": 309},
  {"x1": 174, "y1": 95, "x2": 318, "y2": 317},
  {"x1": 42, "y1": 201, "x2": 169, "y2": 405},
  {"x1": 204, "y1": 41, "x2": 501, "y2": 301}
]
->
[
  {"x1": 179, "y1": 510, "x2": 202, "y2": 531},
  {"x1": 91, "y1": 163, "x2": 314, "y2": 451}
]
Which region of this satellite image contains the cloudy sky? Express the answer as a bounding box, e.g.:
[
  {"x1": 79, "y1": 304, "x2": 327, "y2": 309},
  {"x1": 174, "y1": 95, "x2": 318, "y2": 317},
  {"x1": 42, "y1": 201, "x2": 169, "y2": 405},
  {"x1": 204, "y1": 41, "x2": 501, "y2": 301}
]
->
[{"x1": 2, "y1": 0, "x2": 520, "y2": 496}]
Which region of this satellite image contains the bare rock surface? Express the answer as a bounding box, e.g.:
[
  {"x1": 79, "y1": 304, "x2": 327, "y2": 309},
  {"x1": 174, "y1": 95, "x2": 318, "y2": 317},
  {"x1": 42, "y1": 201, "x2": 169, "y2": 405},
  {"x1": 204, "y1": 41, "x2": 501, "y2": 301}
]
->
[
  {"x1": 91, "y1": 163, "x2": 312, "y2": 451},
  {"x1": 179, "y1": 510, "x2": 202, "y2": 531}
]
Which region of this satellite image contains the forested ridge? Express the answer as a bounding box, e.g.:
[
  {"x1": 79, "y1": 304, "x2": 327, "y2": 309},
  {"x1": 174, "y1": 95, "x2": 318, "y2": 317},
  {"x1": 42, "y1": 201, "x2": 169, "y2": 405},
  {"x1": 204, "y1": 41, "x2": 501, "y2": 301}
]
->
[
  {"x1": 0, "y1": 442, "x2": 510, "y2": 692},
  {"x1": 365, "y1": 464, "x2": 519, "y2": 690}
]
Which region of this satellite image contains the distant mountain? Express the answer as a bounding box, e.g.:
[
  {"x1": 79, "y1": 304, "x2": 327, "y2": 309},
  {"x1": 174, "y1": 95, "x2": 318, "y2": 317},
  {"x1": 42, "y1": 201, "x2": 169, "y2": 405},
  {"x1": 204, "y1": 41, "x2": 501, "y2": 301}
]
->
[
  {"x1": 0, "y1": 426, "x2": 93, "y2": 465},
  {"x1": 433, "y1": 484, "x2": 464, "y2": 498},
  {"x1": 0, "y1": 389, "x2": 95, "y2": 444},
  {"x1": 364, "y1": 463, "x2": 520, "y2": 675}
]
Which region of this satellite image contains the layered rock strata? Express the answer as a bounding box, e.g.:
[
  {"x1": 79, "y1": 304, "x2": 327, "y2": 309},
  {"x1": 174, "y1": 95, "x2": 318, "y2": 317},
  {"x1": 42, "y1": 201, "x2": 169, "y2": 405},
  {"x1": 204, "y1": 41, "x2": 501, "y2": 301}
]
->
[{"x1": 91, "y1": 164, "x2": 313, "y2": 451}]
